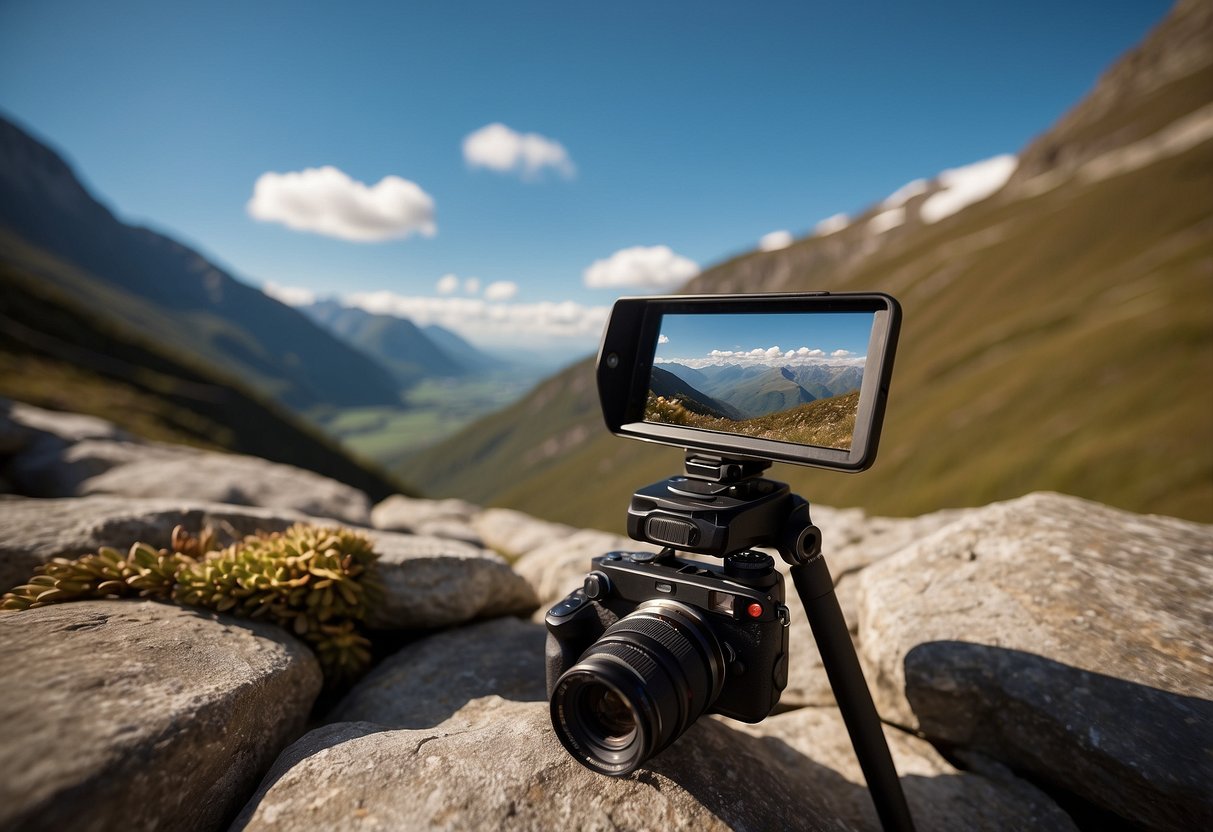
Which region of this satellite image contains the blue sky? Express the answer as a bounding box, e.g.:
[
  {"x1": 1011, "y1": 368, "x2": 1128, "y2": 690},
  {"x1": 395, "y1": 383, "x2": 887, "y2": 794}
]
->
[
  {"x1": 655, "y1": 312, "x2": 873, "y2": 365},
  {"x1": 0, "y1": 0, "x2": 1171, "y2": 350}
]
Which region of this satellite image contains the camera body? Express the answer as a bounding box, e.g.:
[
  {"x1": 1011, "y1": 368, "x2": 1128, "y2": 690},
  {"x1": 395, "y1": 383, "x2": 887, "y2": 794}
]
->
[{"x1": 546, "y1": 549, "x2": 790, "y2": 724}]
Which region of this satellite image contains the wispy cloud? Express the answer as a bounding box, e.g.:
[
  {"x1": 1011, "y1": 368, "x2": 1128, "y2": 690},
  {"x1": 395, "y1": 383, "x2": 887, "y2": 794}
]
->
[
  {"x1": 345, "y1": 290, "x2": 608, "y2": 347},
  {"x1": 264, "y1": 283, "x2": 608, "y2": 348},
  {"x1": 247, "y1": 166, "x2": 436, "y2": 242},
  {"x1": 657, "y1": 344, "x2": 865, "y2": 370},
  {"x1": 462, "y1": 123, "x2": 575, "y2": 180},
  {"x1": 583, "y1": 245, "x2": 699, "y2": 290}
]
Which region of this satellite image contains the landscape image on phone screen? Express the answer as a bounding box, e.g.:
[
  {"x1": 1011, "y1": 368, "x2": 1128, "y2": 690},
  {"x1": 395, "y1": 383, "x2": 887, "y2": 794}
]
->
[{"x1": 645, "y1": 312, "x2": 874, "y2": 450}]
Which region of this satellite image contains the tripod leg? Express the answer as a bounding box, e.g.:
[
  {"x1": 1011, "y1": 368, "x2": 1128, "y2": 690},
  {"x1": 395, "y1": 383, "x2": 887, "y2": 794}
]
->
[{"x1": 791, "y1": 558, "x2": 916, "y2": 832}]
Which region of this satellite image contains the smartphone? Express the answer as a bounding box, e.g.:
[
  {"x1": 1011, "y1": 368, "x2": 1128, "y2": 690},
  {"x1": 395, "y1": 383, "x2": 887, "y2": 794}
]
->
[{"x1": 596, "y1": 292, "x2": 900, "y2": 471}]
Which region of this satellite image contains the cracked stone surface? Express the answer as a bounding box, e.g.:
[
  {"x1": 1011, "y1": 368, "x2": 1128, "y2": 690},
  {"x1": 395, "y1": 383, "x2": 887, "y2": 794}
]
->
[
  {"x1": 858, "y1": 492, "x2": 1213, "y2": 832},
  {"x1": 234, "y1": 697, "x2": 858, "y2": 832},
  {"x1": 0, "y1": 600, "x2": 320, "y2": 832}
]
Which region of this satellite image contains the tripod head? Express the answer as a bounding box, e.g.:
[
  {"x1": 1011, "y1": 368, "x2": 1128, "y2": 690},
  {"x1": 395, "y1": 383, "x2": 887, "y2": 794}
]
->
[{"x1": 627, "y1": 452, "x2": 822, "y2": 565}]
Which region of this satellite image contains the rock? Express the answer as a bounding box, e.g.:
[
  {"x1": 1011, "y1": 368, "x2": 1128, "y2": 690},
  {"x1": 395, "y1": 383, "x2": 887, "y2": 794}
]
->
[
  {"x1": 808, "y1": 503, "x2": 965, "y2": 578},
  {"x1": 57, "y1": 440, "x2": 370, "y2": 524},
  {"x1": 513, "y1": 529, "x2": 661, "y2": 618},
  {"x1": 409, "y1": 517, "x2": 485, "y2": 546},
  {"x1": 2, "y1": 402, "x2": 372, "y2": 524},
  {"x1": 0, "y1": 599, "x2": 321, "y2": 832},
  {"x1": 781, "y1": 572, "x2": 864, "y2": 709},
  {"x1": 858, "y1": 492, "x2": 1213, "y2": 831},
  {"x1": 330, "y1": 617, "x2": 547, "y2": 727},
  {"x1": 472, "y1": 507, "x2": 577, "y2": 560},
  {"x1": 0, "y1": 495, "x2": 309, "y2": 592},
  {"x1": 234, "y1": 697, "x2": 857, "y2": 832},
  {"x1": 2, "y1": 398, "x2": 131, "y2": 445},
  {"x1": 367, "y1": 531, "x2": 539, "y2": 630},
  {"x1": 371, "y1": 494, "x2": 480, "y2": 533},
  {"x1": 726, "y1": 708, "x2": 1077, "y2": 831}
]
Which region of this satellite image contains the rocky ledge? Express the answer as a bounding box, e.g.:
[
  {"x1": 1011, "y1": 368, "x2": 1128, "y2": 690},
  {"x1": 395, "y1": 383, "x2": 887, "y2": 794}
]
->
[{"x1": 1, "y1": 399, "x2": 1210, "y2": 831}]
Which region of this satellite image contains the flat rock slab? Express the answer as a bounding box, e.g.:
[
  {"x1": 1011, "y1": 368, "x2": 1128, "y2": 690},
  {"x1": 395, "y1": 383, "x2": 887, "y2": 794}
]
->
[
  {"x1": 858, "y1": 492, "x2": 1213, "y2": 831},
  {"x1": 0, "y1": 600, "x2": 321, "y2": 832},
  {"x1": 235, "y1": 697, "x2": 856, "y2": 832},
  {"x1": 471, "y1": 507, "x2": 577, "y2": 560},
  {"x1": 728, "y1": 708, "x2": 1076, "y2": 831},
  {"x1": 367, "y1": 532, "x2": 539, "y2": 630},
  {"x1": 809, "y1": 504, "x2": 965, "y2": 577},
  {"x1": 370, "y1": 494, "x2": 481, "y2": 543},
  {"x1": 2, "y1": 402, "x2": 372, "y2": 525},
  {"x1": 0, "y1": 495, "x2": 309, "y2": 592},
  {"x1": 330, "y1": 616, "x2": 547, "y2": 727}
]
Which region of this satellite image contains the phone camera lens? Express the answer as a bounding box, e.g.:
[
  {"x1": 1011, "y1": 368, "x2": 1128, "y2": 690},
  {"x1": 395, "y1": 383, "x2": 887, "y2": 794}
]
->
[{"x1": 606, "y1": 353, "x2": 619, "y2": 368}]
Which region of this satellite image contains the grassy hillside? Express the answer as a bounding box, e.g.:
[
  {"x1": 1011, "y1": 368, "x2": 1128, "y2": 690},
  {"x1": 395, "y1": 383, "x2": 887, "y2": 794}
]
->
[
  {"x1": 648, "y1": 390, "x2": 859, "y2": 450},
  {"x1": 0, "y1": 254, "x2": 416, "y2": 501},
  {"x1": 408, "y1": 6, "x2": 1213, "y2": 529}
]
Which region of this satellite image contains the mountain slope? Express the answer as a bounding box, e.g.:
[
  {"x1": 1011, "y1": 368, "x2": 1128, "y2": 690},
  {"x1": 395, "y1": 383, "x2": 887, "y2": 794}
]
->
[
  {"x1": 648, "y1": 366, "x2": 744, "y2": 420},
  {"x1": 408, "y1": 0, "x2": 1213, "y2": 529},
  {"x1": 0, "y1": 116, "x2": 403, "y2": 410},
  {"x1": 0, "y1": 254, "x2": 414, "y2": 500},
  {"x1": 300, "y1": 300, "x2": 466, "y2": 386}
]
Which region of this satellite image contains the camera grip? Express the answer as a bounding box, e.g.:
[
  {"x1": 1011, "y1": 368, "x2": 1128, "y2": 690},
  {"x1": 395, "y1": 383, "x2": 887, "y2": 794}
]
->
[
  {"x1": 544, "y1": 589, "x2": 616, "y2": 697},
  {"x1": 544, "y1": 632, "x2": 582, "y2": 698}
]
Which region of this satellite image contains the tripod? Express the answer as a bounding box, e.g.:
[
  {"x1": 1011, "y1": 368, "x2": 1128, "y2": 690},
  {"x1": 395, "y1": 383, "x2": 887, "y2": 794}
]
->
[{"x1": 627, "y1": 453, "x2": 916, "y2": 832}]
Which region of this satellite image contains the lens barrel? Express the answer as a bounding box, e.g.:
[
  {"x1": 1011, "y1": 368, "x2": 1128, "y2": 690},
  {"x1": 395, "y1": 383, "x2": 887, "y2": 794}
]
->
[{"x1": 549, "y1": 600, "x2": 726, "y2": 775}]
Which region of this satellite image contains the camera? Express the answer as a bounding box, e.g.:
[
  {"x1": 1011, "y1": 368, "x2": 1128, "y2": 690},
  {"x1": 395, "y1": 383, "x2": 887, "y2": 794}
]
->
[
  {"x1": 543, "y1": 292, "x2": 915, "y2": 829},
  {"x1": 545, "y1": 548, "x2": 789, "y2": 775}
]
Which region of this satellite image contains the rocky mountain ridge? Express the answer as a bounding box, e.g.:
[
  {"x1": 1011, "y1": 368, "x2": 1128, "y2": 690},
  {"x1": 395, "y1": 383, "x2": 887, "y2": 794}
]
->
[{"x1": 1, "y1": 400, "x2": 1209, "y2": 831}]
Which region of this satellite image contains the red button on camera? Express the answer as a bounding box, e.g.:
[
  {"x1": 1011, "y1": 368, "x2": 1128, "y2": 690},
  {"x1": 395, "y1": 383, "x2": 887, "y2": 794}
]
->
[{"x1": 746, "y1": 602, "x2": 763, "y2": 619}]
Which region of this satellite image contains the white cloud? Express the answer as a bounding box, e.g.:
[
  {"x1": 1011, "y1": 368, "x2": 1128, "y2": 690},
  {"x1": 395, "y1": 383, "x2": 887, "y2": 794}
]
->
[
  {"x1": 920, "y1": 154, "x2": 1017, "y2": 224},
  {"x1": 464, "y1": 277, "x2": 480, "y2": 295},
  {"x1": 462, "y1": 123, "x2": 575, "y2": 180},
  {"x1": 436, "y1": 274, "x2": 459, "y2": 294},
  {"x1": 247, "y1": 166, "x2": 436, "y2": 242},
  {"x1": 484, "y1": 280, "x2": 518, "y2": 301},
  {"x1": 759, "y1": 230, "x2": 794, "y2": 252},
  {"x1": 658, "y1": 334, "x2": 669, "y2": 344},
  {"x1": 814, "y1": 213, "x2": 849, "y2": 236},
  {"x1": 868, "y1": 206, "x2": 906, "y2": 235},
  {"x1": 660, "y1": 346, "x2": 864, "y2": 370},
  {"x1": 262, "y1": 281, "x2": 316, "y2": 307},
  {"x1": 342, "y1": 290, "x2": 610, "y2": 349},
  {"x1": 583, "y1": 245, "x2": 700, "y2": 290}
]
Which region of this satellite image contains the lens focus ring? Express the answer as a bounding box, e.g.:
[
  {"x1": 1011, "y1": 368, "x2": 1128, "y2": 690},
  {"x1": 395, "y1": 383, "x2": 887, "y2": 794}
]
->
[{"x1": 549, "y1": 600, "x2": 726, "y2": 776}]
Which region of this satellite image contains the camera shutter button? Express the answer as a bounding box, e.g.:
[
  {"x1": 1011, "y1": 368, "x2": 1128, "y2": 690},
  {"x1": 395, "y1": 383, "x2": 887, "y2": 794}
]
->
[{"x1": 583, "y1": 571, "x2": 611, "y2": 600}]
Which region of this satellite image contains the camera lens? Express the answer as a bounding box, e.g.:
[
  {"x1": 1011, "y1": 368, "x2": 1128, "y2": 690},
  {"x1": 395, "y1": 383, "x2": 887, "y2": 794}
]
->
[
  {"x1": 581, "y1": 684, "x2": 635, "y2": 744},
  {"x1": 549, "y1": 600, "x2": 726, "y2": 775}
]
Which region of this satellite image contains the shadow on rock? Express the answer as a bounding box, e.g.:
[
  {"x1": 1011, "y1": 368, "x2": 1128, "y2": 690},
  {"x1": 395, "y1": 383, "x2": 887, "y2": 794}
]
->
[{"x1": 904, "y1": 641, "x2": 1213, "y2": 831}]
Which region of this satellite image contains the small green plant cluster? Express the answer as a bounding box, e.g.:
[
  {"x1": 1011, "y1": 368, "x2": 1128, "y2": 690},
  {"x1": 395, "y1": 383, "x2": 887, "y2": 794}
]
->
[{"x1": 1, "y1": 524, "x2": 379, "y2": 683}]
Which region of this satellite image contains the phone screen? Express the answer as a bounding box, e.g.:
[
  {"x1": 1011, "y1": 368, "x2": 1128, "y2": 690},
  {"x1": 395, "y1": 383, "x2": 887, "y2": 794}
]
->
[{"x1": 644, "y1": 311, "x2": 876, "y2": 451}]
